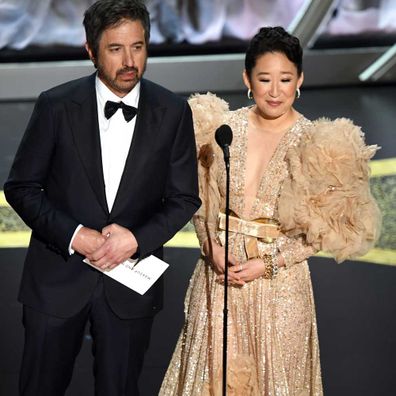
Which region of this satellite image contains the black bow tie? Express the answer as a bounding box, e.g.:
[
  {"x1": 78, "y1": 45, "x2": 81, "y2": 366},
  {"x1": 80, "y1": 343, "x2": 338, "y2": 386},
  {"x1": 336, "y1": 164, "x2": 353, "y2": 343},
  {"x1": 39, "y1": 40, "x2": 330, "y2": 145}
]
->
[{"x1": 104, "y1": 100, "x2": 137, "y2": 122}]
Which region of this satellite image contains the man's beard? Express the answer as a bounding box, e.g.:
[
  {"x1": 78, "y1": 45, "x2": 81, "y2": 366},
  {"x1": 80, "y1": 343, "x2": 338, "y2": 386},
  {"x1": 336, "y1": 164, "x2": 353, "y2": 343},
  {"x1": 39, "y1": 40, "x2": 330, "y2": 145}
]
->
[{"x1": 97, "y1": 61, "x2": 146, "y2": 95}]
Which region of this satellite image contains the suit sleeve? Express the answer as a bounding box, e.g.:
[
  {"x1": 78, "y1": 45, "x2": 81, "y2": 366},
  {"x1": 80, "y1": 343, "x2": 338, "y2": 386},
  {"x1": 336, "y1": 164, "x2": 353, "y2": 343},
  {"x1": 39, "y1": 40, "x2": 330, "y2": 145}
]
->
[
  {"x1": 132, "y1": 100, "x2": 201, "y2": 257},
  {"x1": 4, "y1": 92, "x2": 79, "y2": 255}
]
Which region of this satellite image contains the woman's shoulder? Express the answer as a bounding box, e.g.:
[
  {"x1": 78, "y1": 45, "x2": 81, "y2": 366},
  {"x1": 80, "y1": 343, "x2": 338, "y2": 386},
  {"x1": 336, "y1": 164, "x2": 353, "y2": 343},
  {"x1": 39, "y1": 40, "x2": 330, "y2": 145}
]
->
[
  {"x1": 286, "y1": 116, "x2": 379, "y2": 189},
  {"x1": 299, "y1": 116, "x2": 378, "y2": 159},
  {"x1": 188, "y1": 92, "x2": 229, "y2": 147},
  {"x1": 307, "y1": 116, "x2": 364, "y2": 139},
  {"x1": 279, "y1": 115, "x2": 381, "y2": 262}
]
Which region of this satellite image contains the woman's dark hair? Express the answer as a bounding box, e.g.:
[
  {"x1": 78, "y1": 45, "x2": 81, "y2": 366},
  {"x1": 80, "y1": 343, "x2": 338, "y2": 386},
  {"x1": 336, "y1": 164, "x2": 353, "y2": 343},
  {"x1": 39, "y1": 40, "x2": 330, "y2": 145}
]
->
[
  {"x1": 245, "y1": 26, "x2": 303, "y2": 78},
  {"x1": 83, "y1": 0, "x2": 150, "y2": 59}
]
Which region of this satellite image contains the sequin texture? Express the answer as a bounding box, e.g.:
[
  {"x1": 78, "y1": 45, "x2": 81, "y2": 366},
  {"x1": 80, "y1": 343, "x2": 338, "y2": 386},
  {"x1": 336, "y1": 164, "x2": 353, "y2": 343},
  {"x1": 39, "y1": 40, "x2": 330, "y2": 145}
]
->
[{"x1": 159, "y1": 108, "x2": 323, "y2": 395}]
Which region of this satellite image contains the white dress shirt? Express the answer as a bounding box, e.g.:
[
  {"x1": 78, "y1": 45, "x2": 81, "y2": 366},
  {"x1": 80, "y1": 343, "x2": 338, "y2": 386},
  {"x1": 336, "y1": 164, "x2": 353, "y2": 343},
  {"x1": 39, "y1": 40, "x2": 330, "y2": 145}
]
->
[
  {"x1": 69, "y1": 75, "x2": 140, "y2": 254},
  {"x1": 96, "y1": 76, "x2": 140, "y2": 211}
]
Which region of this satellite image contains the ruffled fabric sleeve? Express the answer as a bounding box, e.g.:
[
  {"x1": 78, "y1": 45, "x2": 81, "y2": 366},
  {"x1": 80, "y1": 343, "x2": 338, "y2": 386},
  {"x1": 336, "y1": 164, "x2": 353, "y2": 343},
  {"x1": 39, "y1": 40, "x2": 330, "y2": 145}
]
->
[
  {"x1": 188, "y1": 93, "x2": 229, "y2": 250},
  {"x1": 278, "y1": 117, "x2": 381, "y2": 263}
]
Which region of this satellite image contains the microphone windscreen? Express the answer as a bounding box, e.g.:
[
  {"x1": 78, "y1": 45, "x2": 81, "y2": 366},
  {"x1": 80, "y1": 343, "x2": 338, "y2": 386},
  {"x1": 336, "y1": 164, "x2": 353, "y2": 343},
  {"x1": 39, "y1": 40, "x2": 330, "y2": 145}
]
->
[{"x1": 215, "y1": 124, "x2": 233, "y2": 148}]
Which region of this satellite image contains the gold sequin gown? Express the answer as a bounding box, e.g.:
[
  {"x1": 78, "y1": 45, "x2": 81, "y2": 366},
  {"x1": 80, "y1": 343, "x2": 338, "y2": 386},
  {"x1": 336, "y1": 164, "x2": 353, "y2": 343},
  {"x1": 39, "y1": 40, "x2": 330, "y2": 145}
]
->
[{"x1": 160, "y1": 107, "x2": 323, "y2": 395}]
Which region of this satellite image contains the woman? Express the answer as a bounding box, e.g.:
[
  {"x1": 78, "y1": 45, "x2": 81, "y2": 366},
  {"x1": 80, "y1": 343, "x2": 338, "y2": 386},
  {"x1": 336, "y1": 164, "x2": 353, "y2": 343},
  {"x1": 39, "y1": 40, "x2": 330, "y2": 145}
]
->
[{"x1": 160, "y1": 27, "x2": 380, "y2": 395}]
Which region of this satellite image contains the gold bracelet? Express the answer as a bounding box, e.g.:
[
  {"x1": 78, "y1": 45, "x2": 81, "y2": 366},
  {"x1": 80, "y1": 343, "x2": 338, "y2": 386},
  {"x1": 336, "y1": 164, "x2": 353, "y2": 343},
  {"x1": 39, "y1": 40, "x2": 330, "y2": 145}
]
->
[
  {"x1": 262, "y1": 254, "x2": 274, "y2": 279},
  {"x1": 272, "y1": 255, "x2": 279, "y2": 278},
  {"x1": 261, "y1": 254, "x2": 279, "y2": 280}
]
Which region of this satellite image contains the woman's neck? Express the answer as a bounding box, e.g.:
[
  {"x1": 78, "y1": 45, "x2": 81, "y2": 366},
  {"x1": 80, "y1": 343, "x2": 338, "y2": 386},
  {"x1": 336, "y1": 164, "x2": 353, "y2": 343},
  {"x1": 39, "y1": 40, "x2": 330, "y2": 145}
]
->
[{"x1": 250, "y1": 106, "x2": 300, "y2": 134}]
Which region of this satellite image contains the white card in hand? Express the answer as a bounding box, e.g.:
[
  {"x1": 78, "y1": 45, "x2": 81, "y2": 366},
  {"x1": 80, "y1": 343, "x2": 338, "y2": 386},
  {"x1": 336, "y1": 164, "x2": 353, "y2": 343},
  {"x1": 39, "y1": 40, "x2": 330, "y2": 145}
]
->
[{"x1": 83, "y1": 255, "x2": 169, "y2": 295}]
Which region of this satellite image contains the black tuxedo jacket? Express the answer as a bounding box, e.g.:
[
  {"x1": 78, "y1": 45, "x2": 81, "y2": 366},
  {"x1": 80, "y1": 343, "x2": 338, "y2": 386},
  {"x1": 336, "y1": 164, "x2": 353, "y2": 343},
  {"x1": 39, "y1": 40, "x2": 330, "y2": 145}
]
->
[{"x1": 4, "y1": 73, "x2": 200, "y2": 319}]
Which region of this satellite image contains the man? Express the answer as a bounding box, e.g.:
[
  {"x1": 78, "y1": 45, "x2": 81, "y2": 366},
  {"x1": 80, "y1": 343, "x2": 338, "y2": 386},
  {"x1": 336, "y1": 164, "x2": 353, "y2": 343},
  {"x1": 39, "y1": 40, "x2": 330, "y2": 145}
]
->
[{"x1": 4, "y1": 1, "x2": 200, "y2": 395}]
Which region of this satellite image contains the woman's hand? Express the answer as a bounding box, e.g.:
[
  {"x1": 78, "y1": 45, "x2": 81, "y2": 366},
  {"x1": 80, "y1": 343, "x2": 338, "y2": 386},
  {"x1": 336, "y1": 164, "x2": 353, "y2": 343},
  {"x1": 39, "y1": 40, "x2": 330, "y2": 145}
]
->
[
  {"x1": 218, "y1": 254, "x2": 286, "y2": 284},
  {"x1": 203, "y1": 239, "x2": 242, "y2": 284},
  {"x1": 219, "y1": 258, "x2": 264, "y2": 284}
]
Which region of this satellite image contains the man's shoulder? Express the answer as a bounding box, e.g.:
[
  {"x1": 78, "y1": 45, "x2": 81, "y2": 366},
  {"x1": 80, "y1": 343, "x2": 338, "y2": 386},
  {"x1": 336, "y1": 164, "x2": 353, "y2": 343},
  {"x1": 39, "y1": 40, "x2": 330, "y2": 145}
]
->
[
  {"x1": 141, "y1": 78, "x2": 185, "y2": 106},
  {"x1": 41, "y1": 74, "x2": 95, "y2": 101}
]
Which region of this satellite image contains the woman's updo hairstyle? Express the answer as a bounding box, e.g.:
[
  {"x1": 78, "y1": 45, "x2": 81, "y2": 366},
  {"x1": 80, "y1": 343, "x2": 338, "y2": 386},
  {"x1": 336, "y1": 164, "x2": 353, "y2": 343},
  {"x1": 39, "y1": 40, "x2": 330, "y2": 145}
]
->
[{"x1": 245, "y1": 26, "x2": 303, "y2": 79}]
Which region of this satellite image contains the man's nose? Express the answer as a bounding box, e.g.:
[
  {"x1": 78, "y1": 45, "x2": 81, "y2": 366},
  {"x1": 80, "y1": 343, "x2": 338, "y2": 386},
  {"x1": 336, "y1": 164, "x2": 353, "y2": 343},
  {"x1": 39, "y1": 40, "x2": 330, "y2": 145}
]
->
[{"x1": 123, "y1": 49, "x2": 134, "y2": 67}]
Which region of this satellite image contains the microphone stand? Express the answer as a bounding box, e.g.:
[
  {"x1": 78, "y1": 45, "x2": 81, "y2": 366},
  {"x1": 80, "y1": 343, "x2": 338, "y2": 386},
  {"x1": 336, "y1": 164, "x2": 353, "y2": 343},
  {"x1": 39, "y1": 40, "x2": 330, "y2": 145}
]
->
[
  {"x1": 222, "y1": 146, "x2": 230, "y2": 396},
  {"x1": 215, "y1": 124, "x2": 233, "y2": 396}
]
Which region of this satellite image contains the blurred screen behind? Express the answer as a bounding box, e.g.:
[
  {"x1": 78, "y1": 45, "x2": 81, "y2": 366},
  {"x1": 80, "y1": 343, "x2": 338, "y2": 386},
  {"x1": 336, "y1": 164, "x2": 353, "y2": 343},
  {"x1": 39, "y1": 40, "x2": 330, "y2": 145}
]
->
[{"x1": 0, "y1": 0, "x2": 395, "y2": 55}]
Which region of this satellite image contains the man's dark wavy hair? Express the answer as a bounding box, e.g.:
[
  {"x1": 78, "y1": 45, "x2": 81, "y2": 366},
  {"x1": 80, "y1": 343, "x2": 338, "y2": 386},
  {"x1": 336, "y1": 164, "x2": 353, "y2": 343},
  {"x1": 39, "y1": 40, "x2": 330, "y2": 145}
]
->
[
  {"x1": 245, "y1": 26, "x2": 303, "y2": 78},
  {"x1": 83, "y1": 0, "x2": 150, "y2": 59}
]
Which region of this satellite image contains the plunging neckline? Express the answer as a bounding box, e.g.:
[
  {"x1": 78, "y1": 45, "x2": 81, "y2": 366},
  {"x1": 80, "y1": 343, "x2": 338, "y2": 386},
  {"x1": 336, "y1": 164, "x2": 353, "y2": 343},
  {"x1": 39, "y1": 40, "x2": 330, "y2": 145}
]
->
[{"x1": 240, "y1": 108, "x2": 303, "y2": 218}]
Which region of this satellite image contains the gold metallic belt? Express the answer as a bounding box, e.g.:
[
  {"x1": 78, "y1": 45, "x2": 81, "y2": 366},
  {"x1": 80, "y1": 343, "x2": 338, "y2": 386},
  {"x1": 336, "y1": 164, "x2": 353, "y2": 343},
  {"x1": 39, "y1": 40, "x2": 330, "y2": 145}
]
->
[{"x1": 217, "y1": 212, "x2": 280, "y2": 259}]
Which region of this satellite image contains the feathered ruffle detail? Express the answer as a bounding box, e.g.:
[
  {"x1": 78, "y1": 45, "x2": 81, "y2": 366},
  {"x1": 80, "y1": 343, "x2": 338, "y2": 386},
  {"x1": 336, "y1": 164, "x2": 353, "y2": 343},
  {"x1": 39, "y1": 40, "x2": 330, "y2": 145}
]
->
[
  {"x1": 188, "y1": 93, "x2": 229, "y2": 247},
  {"x1": 188, "y1": 92, "x2": 229, "y2": 162},
  {"x1": 278, "y1": 118, "x2": 382, "y2": 263},
  {"x1": 203, "y1": 355, "x2": 259, "y2": 395}
]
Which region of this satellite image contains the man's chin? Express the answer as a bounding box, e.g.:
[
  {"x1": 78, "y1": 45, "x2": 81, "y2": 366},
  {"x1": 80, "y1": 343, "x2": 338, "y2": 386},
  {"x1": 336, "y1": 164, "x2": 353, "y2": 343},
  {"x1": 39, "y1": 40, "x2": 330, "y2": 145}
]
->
[
  {"x1": 118, "y1": 78, "x2": 139, "y2": 89},
  {"x1": 112, "y1": 79, "x2": 139, "y2": 95}
]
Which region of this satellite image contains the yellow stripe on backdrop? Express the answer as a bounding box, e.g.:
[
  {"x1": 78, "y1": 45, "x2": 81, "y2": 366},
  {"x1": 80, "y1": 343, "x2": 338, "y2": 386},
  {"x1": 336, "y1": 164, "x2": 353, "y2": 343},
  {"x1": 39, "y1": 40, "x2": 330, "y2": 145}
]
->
[
  {"x1": 315, "y1": 249, "x2": 396, "y2": 266},
  {"x1": 1, "y1": 230, "x2": 395, "y2": 266},
  {"x1": 0, "y1": 231, "x2": 200, "y2": 249},
  {"x1": 0, "y1": 190, "x2": 7, "y2": 206},
  {"x1": 1, "y1": 158, "x2": 395, "y2": 265},
  {"x1": 370, "y1": 157, "x2": 396, "y2": 177},
  {"x1": 0, "y1": 231, "x2": 30, "y2": 248}
]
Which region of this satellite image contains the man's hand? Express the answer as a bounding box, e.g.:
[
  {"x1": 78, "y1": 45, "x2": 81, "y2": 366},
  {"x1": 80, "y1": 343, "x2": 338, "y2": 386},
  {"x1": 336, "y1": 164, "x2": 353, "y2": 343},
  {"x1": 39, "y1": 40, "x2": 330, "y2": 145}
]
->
[
  {"x1": 87, "y1": 224, "x2": 138, "y2": 270},
  {"x1": 72, "y1": 227, "x2": 107, "y2": 257}
]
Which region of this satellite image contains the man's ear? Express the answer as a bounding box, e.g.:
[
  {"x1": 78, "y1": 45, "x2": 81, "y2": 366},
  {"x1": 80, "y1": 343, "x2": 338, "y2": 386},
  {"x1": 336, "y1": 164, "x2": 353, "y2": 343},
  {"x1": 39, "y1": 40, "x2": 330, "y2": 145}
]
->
[{"x1": 85, "y1": 42, "x2": 96, "y2": 66}]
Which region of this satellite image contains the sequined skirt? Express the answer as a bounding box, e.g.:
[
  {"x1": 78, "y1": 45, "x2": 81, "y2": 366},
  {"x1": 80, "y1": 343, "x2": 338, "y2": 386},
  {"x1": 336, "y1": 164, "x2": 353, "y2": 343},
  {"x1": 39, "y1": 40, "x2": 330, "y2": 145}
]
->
[{"x1": 159, "y1": 252, "x2": 323, "y2": 396}]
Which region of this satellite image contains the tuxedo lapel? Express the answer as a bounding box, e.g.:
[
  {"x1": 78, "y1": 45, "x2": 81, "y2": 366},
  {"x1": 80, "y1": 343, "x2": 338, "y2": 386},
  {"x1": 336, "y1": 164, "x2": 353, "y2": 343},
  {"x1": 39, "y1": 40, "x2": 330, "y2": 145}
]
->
[
  {"x1": 110, "y1": 79, "x2": 165, "y2": 216},
  {"x1": 68, "y1": 74, "x2": 108, "y2": 215}
]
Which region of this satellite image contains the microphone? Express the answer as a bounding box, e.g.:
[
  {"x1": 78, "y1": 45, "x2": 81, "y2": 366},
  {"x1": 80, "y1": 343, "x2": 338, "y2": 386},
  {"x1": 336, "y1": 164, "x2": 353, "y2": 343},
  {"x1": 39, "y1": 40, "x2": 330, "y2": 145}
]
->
[{"x1": 215, "y1": 124, "x2": 233, "y2": 163}]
